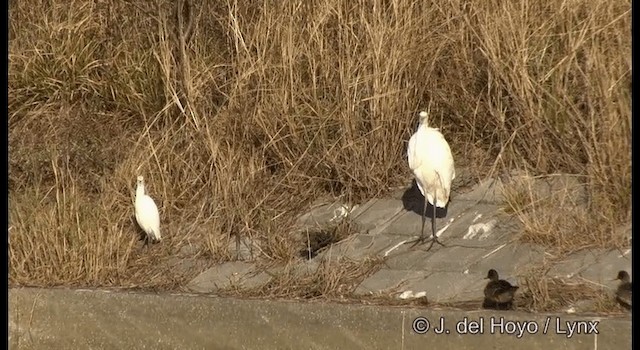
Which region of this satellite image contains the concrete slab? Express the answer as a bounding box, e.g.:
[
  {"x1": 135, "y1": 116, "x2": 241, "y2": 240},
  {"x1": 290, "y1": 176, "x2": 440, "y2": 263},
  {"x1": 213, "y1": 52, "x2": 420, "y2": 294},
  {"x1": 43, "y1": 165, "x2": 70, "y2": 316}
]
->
[
  {"x1": 350, "y1": 199, "x2": 405, "y2": 233},
  {"x1": 443, "y1": 208, "x2": 514, "y2": 244},
  {"x1": 289, "y1": 259, "x2": 321, "y2": 277},
  {"x1": 354, "y1": 269, "x2": 427, "y2": 296},
  {"x1": 402, "y1": 271, "x2": 488, "y2": 303},
  {"x1": 453, "y1": 273, "x2": 492, "y2": 302},
  {"x1": 383, "y1": 248, "x2": 433, "y2": 270},
  {"x1": 186, "y1": 261, "x2": 272, "y2": 293},
  {"x1": 523, "y1": 174, "x2": 588, "y2": 207},
  {"x1": 418, "y1": 245, "x2": 495, "y2": 272},
  {"x1": 450, "y1": 167, "x2": 478, "y2": 193},
  {"x1": 466, "y1": 243, "x2": 546, "y2": 277},
  {"x1": 455, "y1": 177, "x2": 506, "y2": 203},
  {"x1": 579, "y1": 249, "x2": 632, "y2": 288},
  {"x1": 547, "y1": 250, "x2": 600, "y2": 279},
  {"x1": 383, "y1": 199, "x2": 514, "y2": 247},
  {"x1": 389, "y1": 186, "x2": 412, "y2": 200},
  {"x1": 9, "y1": 288, "x2": 632, "y2": 350},
  {"x1": 382, "y1": 207, "x2": 472, "y2": 240},
  {"x1": 160, "y1": 256, "x2": 210, "y2": 280},
  {"x1": 348, "y1": 198, "x2": 377, "y2": 220},
  {"x1": 315, "y1": 233, "x2": 398, "y2": 261},
  {"x1": 381, "y1": 209, "x2": 428, "y2": 237},
  {"x1": 295, "y1": 200, "x2": 357, "y2": 229}
]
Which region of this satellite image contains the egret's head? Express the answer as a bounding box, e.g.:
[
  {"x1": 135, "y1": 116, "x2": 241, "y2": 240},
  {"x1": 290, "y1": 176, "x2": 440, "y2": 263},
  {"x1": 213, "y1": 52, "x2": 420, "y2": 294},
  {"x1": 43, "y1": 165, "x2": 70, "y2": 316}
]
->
[
  {"x1": 136, "y1": 176, "x2": 144, "y2": 187},
  {"x1": 418, "y1": 111, "x2": 429, "y2": 125}
]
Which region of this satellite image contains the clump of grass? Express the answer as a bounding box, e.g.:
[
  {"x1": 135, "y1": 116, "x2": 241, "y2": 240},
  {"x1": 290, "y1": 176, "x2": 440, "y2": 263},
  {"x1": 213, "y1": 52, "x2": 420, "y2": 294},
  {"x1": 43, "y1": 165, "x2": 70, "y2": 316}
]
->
[
  {"x1": 9, "y1": 0, "x2": 630, "y2": 291},
  {"x1": 519, "y1": 273, "x2": 622, "y2": 314},
  {"x1": 483, "y1": 0, "x2": 631, "y2": 252},
  {"x1": 231, "y1": 257, "x2": 382, "y2": 300},
  {"x1": 503, "y1": 173, "x2": 628, "y2": 254}
]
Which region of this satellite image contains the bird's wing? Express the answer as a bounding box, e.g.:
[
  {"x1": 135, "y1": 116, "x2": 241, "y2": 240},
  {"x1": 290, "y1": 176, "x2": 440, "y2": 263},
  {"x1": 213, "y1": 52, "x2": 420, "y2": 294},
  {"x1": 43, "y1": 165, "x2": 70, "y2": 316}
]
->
[
  {"x1": 407, "y1": 132, "x2": 419, "y2": 171},
  {"x1": 486, "y1": 281, "x2": 517, "y2": 300},
  {"x1": 141, "y1": 196, "x2": 160, "y2": 222}
]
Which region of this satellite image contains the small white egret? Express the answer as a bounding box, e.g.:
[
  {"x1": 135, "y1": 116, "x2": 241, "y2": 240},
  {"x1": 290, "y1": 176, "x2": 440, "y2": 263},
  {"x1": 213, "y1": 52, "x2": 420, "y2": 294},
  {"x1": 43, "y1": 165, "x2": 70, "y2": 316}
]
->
[
  {"x1": 406, "y1": 111, "x2": 455, "y2": 249},
  {"x1": 135, "y1": 175, "x2": 162, "y2": 244}
]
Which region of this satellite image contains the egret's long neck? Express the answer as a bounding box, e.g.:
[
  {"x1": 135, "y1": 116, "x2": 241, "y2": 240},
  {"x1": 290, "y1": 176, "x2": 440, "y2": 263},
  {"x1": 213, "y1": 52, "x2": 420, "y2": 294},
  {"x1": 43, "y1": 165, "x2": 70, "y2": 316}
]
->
[{"x1": 136, "y1": 183, "x2": 145, "y2": 198}]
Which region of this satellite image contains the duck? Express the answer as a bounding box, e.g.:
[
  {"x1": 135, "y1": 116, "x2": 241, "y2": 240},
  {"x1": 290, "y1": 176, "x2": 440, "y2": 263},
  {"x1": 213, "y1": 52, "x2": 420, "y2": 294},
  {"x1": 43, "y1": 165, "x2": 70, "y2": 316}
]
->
[
  {"x1": 483, "y1": 269, "x2": 519, "y2": 310},
  {"x1": 614, "y1": 270, "x2": 631, "y2": 310}
]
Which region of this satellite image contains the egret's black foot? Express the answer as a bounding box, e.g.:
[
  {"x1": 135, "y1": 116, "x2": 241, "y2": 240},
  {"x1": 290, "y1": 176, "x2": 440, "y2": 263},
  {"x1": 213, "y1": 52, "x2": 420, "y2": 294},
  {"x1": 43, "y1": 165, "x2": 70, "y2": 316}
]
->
[
  {"x1": 426, "y1": 236, "x2": 445, "y2": 251},
  {"x1": 407, "y1": 236, "x2": 426, "y2": 248},
  {"x1": 407, "y1": 235, "x2": 445, "y2": 250}
]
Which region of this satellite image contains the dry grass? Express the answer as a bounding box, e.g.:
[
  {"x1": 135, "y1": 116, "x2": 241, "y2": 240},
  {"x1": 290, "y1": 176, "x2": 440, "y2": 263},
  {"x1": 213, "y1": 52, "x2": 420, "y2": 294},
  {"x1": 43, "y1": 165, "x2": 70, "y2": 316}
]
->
[
  {"x1": 230, "y1": 257, "x2": 383, "y2": 300},
  {"x1": 9, "y1": 0, "x2": 630, "y2": 295},
  {"x1": 519, "y1": 274, "x2": 626, "y2": 314},
  {"x1": 503, "y1": 173, "x2": 629, "y2": 254}
]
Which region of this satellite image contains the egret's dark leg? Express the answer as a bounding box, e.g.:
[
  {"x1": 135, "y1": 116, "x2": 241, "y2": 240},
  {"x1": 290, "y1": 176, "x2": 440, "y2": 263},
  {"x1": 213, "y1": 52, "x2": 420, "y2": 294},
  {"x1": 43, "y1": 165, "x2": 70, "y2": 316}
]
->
[
  {"x1": 425, "y1": 189, "x2": 445, "y2": 251},
  {"x1": 409, "y1": 196, "x2": 429, "y2": 248},
  {"x1": 143, "y1": 235, "x2": 150, "y2": 249},
  {"x1": 420, "y1": 194, "x2": 428, "y2": 241}
]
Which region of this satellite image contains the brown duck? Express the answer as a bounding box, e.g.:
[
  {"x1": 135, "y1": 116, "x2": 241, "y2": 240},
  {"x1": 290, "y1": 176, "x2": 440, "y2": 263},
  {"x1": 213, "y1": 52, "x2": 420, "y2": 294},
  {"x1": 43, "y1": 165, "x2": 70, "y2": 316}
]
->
[
  {"x1": 483, "y1": 269, "x2": 519, "y2": 310},
  {"x1": 614, "y1": 270, "x2": 631, "y2": 310}
]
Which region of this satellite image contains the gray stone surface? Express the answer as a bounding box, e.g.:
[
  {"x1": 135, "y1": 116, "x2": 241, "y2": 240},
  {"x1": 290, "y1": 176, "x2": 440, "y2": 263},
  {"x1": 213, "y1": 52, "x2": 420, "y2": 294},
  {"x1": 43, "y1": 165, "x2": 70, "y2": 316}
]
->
[
  {"x1": 448, "y1": 274, "x2": 490, "y2": 302},
  {"x1": 523, "y1": 174, "x2": 588, "y2": 207},
  {"x1": 401, "y1": 271, "x2": 487, "y2": 303},
  {"x1": 354, "y1": 269, "x2": 426, "y2": 296},
  {"x1": 186, "y1": 261, "x2": 271, "y2": 293},
  {"x1": 7, "y1": 174, "x2": 634, "y2": 348},
  {"x1": 184, "y1": 173, "x2": 631, "y2": 315},
  {"x1": 350, "y1": 198, "x2": 405, "y2": 233},
  {"x1": 456, "y1": 177, "x2": 506, "y2": 203},
  {"x1": 547, "y1": 250, "x2": 600, "y2": 279},
  {"x1": 289, "y1": 259, "x2": 321, "y2": 277},
  {"x1": 315, "y1": 233, "x2": 399, "y2": 261},
  {"x1": 296, "y1": 200, "x2": 357, "y2": 229},
  {"x1": 160, "y1": 256, "x2": 210, "y2": 279},
  {"x1": 348, "y1": 198, "x2": 377, "y2": 220},
  {"x1": 384, "y1": 248, "x2": 433, "y2": 270},
  {"x1": 9, "y1": 288, "x2": 631, "y2": 350},
  {"x1": 579, "y1": 249, "x2": 632, "y2": 288},
  {"x1": 466, "y1": 243, "x2": 546, "y2": 277},
  {"x1": 416, "y1": 246, "x2": 494, "y2": 272},
  {"x1": 383, "y1": 199, "x2": 516, "y2": 247}
]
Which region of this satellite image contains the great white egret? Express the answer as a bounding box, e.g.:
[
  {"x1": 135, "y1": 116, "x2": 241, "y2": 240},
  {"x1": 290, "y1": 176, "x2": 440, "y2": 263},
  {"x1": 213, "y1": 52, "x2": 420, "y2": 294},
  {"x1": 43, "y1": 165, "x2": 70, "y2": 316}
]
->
[
  {"x1": 135, "y1": 175, "x2": 162, "y2": 243},
  {"x1": 614, "y1": 270, "x2": 631, "y2": 310},
  {"x1": 482, "y1": 269, "x2": 519, "y2": 310},
  {"x1": 406, "y1": 110, "x2": 455, "y2": 249}
]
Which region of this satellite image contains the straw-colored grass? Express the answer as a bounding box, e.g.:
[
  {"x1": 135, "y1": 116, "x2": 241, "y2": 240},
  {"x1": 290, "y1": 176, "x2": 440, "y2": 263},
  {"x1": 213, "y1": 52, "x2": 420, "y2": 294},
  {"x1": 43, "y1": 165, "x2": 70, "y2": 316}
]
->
[{"x1": 9, "y1": 0, "x2": 630, "y2": 294}]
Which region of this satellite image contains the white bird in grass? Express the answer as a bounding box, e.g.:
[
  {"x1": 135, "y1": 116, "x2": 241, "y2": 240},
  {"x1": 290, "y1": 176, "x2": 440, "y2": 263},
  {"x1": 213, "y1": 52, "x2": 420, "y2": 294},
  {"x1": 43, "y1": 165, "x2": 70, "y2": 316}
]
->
[
  {"x1": 406, "y1": 111, "x2": 455, "y2": 250},
  {"x1": 135, "y1": 175, "x2": 162, "y2": 244}
]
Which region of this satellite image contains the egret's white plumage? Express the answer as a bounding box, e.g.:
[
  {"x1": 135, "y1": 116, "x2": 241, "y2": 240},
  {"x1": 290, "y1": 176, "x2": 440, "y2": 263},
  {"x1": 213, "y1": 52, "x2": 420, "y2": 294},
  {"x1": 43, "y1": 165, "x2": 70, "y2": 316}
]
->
[
  {"x1": 135, "y1": 175, "x2": 161, "y2": 243},
  {"x1": 407, "y1": 111, "x2": 455, "y2": 248}
]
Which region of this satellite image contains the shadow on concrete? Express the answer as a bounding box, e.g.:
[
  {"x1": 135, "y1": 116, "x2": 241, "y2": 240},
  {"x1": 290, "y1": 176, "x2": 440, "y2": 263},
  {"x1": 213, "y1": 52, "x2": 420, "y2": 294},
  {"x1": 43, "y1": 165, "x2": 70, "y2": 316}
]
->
[{"x1": 400, "y1": 180, "x2": 449, "y2": 219}]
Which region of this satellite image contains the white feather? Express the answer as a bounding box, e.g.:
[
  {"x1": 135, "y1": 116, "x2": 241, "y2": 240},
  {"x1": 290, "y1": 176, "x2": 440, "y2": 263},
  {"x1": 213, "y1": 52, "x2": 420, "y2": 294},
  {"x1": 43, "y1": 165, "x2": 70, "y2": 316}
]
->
[{"x1": 135, "y1": 176, "x2": 162, "y2": 242}]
